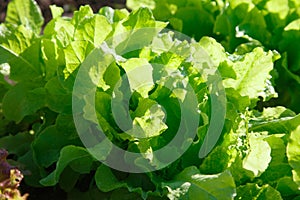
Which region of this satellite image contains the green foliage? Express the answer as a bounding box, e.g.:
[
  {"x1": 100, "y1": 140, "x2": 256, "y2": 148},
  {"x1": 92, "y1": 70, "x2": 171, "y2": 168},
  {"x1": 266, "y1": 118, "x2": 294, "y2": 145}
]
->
[
  {"x1": 0, "y1": 0, "x2": 299, "y2": 199},
  {"x1": 127, "y1": 0, "x2": 300, "y2": 113}
]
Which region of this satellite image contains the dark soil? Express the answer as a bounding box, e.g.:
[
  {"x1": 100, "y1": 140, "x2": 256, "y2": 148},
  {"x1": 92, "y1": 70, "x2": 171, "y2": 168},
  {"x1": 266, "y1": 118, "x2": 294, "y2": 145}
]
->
[
  {"x1": 20, "y1": 184, "x2": 67, "y2": 200},
  {"x1": 0, "y1": 0, "x2": 127, "y2": 25}
]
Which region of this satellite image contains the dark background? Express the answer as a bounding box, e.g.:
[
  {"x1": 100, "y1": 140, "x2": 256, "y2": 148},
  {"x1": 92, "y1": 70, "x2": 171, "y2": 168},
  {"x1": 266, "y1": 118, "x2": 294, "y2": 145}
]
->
[{"x1": 0, "y1": 0, "x2": 127, "y2": 24}]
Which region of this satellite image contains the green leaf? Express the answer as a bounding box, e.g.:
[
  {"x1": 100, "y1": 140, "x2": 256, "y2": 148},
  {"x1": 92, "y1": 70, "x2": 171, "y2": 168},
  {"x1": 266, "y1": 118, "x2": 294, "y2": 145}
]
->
[
  {"x1": 55, "y1": 114, "x2": 77, "y2": 139},
  {"x1": 49, "y1": 5, "x2": 64, "y2": 19},
  {"x1": 18, "y1": 149, "x2": 45, "y2": 187},
  {"x1": 71, "y1": 5, "x2": 94, "y2": 27},
  {"x1": 32, "y1": 126, "x2": 81, "y2": 167},
  {"x1": 0, "y1": 24, "x2": 34, "y2": 55},
  {"x1": 242, "y1": 133, "x2": 271, "y2": 177},
  {"x1": 83, "y1": 91, "x2": 117, "y2": 138},
  {"x1": 260, "y1": 135, "x2": 292, "y2": 183},
  {"x1": 287, "y1": 126, "x2": 300, "y2": 187},
  {"x1": 120, "y1": 58, "x2": 154, "y2": 97},
  {"x1": 62, "y1": 40, "x2": 95, "y2": 80},
  {"x1": 95, "y1": 164, "x2": 127, "y2": 192},
  {"x1": 45, "y1": 77, "x2": 72, "y2": 113},
  {"x1": 71, "y1": 46, "x2": 118, "y2": 100},
  {"x1": 276, "y1": 177, "x2": 300, "y2": 198},
  {"x1": 41, "y1": 39, "x2": 60, "y2": 80},
  {"x1": 223, "y1": 48, "x2": 276, "y2": 102},
  {"x1": 250, "y1": 113, "x2": 300, "y2": 134},
  {"x1": 279, "y1": 19, "x2": 300, "y2": 74},
  {"x1": 199, "y1": 145, "x2": 231, "y2": 174},
  {"x1": 252, "y1": 107, "x2": 296, "y2": 121},
  {"x1": 129, "y1": 0, "x2": 219, "y2": 41},
  {"x1": 74, "y1": 15, "x2": 112, "y2": 47},
  {"x1": 2, "y1": 81, "x2": 46, "y2": 122},
  {"x1": 0, "y1": 132, "x2": 33, "y2": 157},
  {"x1": 236, "y1": 183, "x2": 283, "y2": 200},
  {"x1": 99, "y1": 6, "x2": 129, "y2": 23},
  {"x1": 0, "y1": 45, "x2": 42, "y2": 81},
  {"x1": 173, "y1": 6, "x2": 215, "y2": 40},
  {"x1": 198, "y1": 37, "x2": 236, "y2": 78},
  {"x1": 5, "y1": 0, "x2": 44, "y2": 33},
  {"x1": 95, "y1": 165, "x2": 159, "y2": 199},
  {"x1": 225, "y1": 88, "x2": 251, "y2": 112},
  {"x1": 163, "y1": 166, "x2": 236, "y2": 200},
  {"x1": 40, "y1": 145, "x2": 94, "y2": 186},
  {"x1": 43, "y1": 17, "x2": 74, "y2": 48},
  {"x1": 128, "y1": 99, "x2": 168, "y2": 138},
  {"x1": 213, "y1": 0, "x2": 272, "y2": 51},
  {"x1": 284, "y1": 19, "x2": 300, "y2": 31},
  {"x1": 112, "y1": 8, "x2": 167, "y2": 54},
  {"x1": 58, "y1": 166, "x2": 80, "y2": 192},
  {"x1": 122, "y1": 7, "x2": 158, "y2": 29}
]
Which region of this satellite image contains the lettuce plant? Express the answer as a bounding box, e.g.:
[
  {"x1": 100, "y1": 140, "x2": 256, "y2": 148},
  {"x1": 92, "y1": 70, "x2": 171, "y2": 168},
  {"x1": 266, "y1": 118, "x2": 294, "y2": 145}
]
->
[{"x1": 0, "y1": 0, "x2": 299, "y2": 199}]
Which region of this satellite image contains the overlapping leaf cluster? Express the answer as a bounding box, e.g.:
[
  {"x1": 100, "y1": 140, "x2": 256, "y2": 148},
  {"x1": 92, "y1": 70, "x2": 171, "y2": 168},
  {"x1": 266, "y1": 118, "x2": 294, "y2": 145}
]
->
[
  {"x1": 0, "y1": 0, "x2": 299, "y2": 199},
  {"x1": 127, "y1": 0, "x2": 300, "y2": 113}
]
